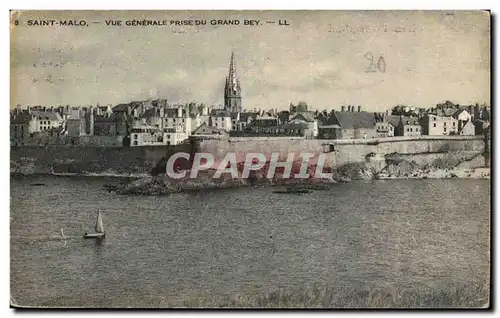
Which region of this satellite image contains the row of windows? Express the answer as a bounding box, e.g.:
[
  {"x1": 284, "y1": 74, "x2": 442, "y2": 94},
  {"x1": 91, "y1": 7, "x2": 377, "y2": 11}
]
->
[
  {"x1": 167, "y1": 118, "x2": 185, "y2": 123},
  {"x1": 39, "y1": 121, "x2": 51, "y2": 125},
  {"x1": 406, "y1": 127, "x2": 419, "y2": 132},
  {"x1": 433, "y1": 122, "x2": 456, "y2": 128},
  {"x1": 131, "y1": 129, "x2": 157, "y2": 133},
  {"x1": 134, "y1": 133, "x2": 181, "y2": 140}
]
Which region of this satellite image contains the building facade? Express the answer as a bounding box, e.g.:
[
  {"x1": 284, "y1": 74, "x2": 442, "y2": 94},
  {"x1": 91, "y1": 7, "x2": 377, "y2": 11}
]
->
[
  {"x1": 458, "y1": 119, "x2": 475, "y2": 136},
  {"x1": 130, "y1": 122, "x2": 163, "y2": 146},
  {"x1": 421, "y1": 114, "x2": 458, "y2": 135},
  {"x1": 395, "y1": 116, "x2": 422, "y2": 137}
]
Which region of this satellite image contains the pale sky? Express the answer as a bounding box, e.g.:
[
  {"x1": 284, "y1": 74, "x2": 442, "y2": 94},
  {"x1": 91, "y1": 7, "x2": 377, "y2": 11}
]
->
[{"x1": 10, "y1": 10, "x2": 490, "y2": 111}]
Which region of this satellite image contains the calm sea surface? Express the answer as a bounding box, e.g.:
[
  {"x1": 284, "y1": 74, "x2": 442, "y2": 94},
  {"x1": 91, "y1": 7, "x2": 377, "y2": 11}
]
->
[{"x1": 10, "y1": 176, "x2": 490, "y2": 307}]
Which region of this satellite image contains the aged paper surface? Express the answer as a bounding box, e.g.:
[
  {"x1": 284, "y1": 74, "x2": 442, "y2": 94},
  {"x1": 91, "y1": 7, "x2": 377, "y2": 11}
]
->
[{"x1": 10, "y1": 10, "x2": 490, "y2": 308}]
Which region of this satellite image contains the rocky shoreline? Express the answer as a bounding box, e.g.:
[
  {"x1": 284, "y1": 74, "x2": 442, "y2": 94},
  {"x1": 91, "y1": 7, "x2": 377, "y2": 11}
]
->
[
  {"x1": 12, "y1": 153, "x2": 490, "y2": 196},
  {"x1": 102, "y1": 165, "x2": 490, "y2": 196}
]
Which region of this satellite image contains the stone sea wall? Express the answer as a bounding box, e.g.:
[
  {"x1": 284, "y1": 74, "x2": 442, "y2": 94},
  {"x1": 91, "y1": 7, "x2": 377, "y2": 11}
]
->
[
  {"x1": 10, "y1": 145, "x2": 183, "y2": 176},
  {"x1": 11, "y1": 136, "x2": 487, "y2": 180},
  {"x1": 193, "y1": 135, "x2": 486, "y2": 173}
]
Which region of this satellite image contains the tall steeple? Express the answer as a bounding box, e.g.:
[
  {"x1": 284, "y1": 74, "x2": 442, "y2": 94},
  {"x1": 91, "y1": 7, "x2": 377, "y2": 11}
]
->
[{"x1": 224, "y1": 51, "x2": 242, "y2": 112}]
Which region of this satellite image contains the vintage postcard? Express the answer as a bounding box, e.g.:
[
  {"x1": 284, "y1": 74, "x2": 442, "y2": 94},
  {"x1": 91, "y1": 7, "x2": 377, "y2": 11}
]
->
[{"x1": 10, "y1": 10, "x2": 491, "y2": 308}]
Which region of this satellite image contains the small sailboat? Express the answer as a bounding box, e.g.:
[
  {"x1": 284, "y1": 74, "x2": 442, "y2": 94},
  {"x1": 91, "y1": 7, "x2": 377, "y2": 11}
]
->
[{"x1": 84, "y1": 210, "x2": 105, "y2": 239}]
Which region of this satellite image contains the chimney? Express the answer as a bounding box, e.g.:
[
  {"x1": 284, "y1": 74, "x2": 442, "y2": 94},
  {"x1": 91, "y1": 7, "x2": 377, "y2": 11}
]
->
[
  {"x1": 358, "y1": 105, "x2": 361, "y2": 112},
  {"x1": 341, "y1": 106, "x2": 345, "y2": 112}
]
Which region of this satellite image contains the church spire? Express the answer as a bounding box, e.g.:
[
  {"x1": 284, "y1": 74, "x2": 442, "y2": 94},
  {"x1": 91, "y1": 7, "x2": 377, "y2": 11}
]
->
[
  {"x1": 224, "y1": 51, "x2": 242, "y2": 112},
  {"x1": 229, "y1": 51, "x2": 236, "y2": 78}
]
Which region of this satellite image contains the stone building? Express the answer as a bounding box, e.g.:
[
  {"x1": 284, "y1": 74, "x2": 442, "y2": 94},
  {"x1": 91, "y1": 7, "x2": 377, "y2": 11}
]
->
[
  {"x1": 112, "y1": 101, "x2": 148, "y2": 119},
  {"x1": 317, "y1": 124, "x2": 342, "y2": 139},
  {"x1": 458, "y1": 119, "x2": 475, "y2": 136},
  {"x1": 420, "y1": 114, "x2": 458, "y2": 135},
  {"x1": 288, "y1": 112, "x2": 318, "y2": 138},
  {"x1": 94, "y1": 113, "x2": 130, "y2": 137},
  {"x1": 210, "y1": 109, "x2": 232, "y2": 132},
  {"x1": 327, "y1": 107, "x2": 377, "y2": 139},
  {"x1": 191, "y1": 123, "x2": 228, "y2": 140},
  {"x1": 248, "y1": 113, "x2": 279, "y2": 134},
  {"x1": 281, "y1": 122, "x2": 308, "y2": 136},
  {"x1": 395, "y1": 116, "x2": 422, "y2": 137},
  {"x1": 10, "y1": 113, "x2": 31, "y2": 146},
  {"x1": 28, "y1": 110, "x2": 64, "y2": 133},
  {"x1": 66, "y1": 118, "x2": 86, "y2": 137},
  {"x1": 130, "y1": 122, "x2": 163, "y2": 146},
  {"x1": 163, "y1": 126, "x2": 189, "y2": 146},
  {"x1": 374, "y1": 112, "x2": 395, "y2": 138}
]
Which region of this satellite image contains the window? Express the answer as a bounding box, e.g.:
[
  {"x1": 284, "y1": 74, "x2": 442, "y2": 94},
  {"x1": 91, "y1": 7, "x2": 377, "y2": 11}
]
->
[
  {"x1": 433, "y1": 123, "x2": 436, "y2": 127},
  {"x1": 453, "y1": 122, "x2": 456, "y2": 126},
  {"x1": 48, "y1": 121, "x2": 51, "y2": 125},
  {"x1": 433, "y1": 117, "x2": 436, "y2": 121},
  {"x1": 167, "y1": 135, "x2": 170, "y2": 139},
  {"x1": 407, "y1": 128, "x2": 409, "y2": 132},
  {"x1": 410, "y1": 128, "x2": 413, "y2": 132},
  {"x1": 443, "y1": 122, "x2": 446, "y2": 127},
  {"x1": 134, "y1": 134, "x2": 138, "y2": 139},
  {"x1": 444, "y1": 128, "x2": 447, "y2": 132},
  {"x1": 133, "y1": 141, "x2": 138, "y2": 146}
]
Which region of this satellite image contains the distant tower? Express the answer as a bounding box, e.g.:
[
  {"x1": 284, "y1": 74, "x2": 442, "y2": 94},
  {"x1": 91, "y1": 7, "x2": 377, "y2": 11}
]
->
[{"x1": 224, "y1": 52, "x2": 242, "y2": 112}]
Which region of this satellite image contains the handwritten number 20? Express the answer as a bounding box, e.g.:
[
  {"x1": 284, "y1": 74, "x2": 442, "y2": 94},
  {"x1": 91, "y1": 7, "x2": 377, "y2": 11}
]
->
[{"x1": 365, "y1": 53, "x2": 386, "y2": 73}]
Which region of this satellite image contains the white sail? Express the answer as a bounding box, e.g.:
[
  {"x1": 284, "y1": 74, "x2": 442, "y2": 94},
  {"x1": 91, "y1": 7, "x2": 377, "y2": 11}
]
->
[{"x1": 95, "y1": 210, "x2": 104, "y2": 233}]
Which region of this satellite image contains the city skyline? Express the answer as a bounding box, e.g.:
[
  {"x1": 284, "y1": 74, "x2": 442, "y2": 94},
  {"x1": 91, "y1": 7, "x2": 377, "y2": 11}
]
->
[{"x1": 11, "y1": 10, "x2": 490, "y2": 111}]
